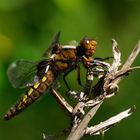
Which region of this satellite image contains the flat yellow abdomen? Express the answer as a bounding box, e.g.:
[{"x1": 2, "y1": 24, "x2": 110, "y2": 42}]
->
[
  {"x1": 42, "y1": 76, "x2": 47, "y2": 82},
  {"x1": 34, "y1": 82, "x2": 40, "y2": 89},
  {"x1": 28, "y1": 88, "x2": 34, "y2": 96},
  {"x1": 23, "y1": 95, "x2": 28, "y2": 103}
]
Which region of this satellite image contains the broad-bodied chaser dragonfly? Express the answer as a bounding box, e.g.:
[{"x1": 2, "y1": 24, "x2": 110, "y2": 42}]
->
[{"x1": 4, "y1": 32, "x2": 98, "y2": 120}]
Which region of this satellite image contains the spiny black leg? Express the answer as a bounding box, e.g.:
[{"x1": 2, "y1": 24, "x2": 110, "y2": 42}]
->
[
  {"x1": 64, "y1": 64, "x2": 83, "y2": 88},
  {"x1": 63, "y1": 68, "x2": 74, "y2": 90},
  {"x1": 84, "y1": 68, "x2": 94, "y2": 96},
  {"x1": 94, "y1": 57, "x2": 113, "y2": 61},
  {"x1": 92, "y1": 59, "x2": 110, "y2": 69},
  {"x1": 63, "y1": 75, "x2": 70, "y2": 90},
  {"x1": 63, "y1": 64, "x2": 83, "y2": 90},
  {"x1": 76, "y1": 64, "x2": 82, "y2": 86}
]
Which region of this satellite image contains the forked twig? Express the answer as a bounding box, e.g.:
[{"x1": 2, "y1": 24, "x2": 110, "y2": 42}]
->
[{"x1": 66, "y1": 39, "x2": 140, "y2": 140}]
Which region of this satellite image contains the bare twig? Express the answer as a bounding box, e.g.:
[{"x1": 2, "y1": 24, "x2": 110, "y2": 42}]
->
[
  {"x1": 85, "y1": 106, "x2": 135, "y2": 135},
  {"x1": 122, "y1": 40, "x2": 140, "y2": 70},
  {"x1": 113, "y1": 40, "x2": 140, "y2": 85},
  {"x1": 67, "y1": 102, "x2": 102, "y2": 140},
  {"x1": 51, "y1": 89, "x2": 73, "y2": 114}
]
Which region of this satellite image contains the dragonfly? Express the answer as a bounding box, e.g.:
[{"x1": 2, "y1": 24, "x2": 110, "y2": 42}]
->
[{"x1": 4, "y1": 32, "x2": 100, "y2": 120}]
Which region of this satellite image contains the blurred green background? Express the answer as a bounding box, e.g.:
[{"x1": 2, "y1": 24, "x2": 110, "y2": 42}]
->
[{"x1": 0, "y1": 0, "x2": 140, "y2": 140}]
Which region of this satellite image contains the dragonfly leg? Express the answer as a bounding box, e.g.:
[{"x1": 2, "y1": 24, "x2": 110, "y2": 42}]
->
[
  {"x1": 63, "y1": 64, "x2": 83, "y2": 90},
  {"x1": 63, "y1": 75, "x2": 70, "y2": 90},
  {"x1": 63, "y1": 68, "x2": 74, "y2": 90},
  {"x1": 94, "y1": 56, "x2": 113, "y2": 61},
  {"x1": 76, "y1": 64, "x2": 83, "y2": 86}
]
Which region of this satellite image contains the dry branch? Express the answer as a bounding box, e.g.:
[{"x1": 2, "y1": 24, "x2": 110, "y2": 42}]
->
[
  {"x1": 85, "y1": 106, "x2": 135, "y2": 135},
  {"x1": 66, "y1": 39, "x2": 140, "y2": 140},
  {"x1": 43, "y1": 40, "x2": 140, "y2": 140}
]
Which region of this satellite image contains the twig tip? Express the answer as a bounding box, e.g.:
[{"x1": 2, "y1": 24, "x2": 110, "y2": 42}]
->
[
  {"x1": 129, "y1": 105, "x2": 136, "y2": 114},
  {"x1": 112, "y1": 38, "x2": 118, "y2": 46}
]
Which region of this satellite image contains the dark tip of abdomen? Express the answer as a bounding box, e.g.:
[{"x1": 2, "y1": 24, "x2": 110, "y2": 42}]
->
[
  {"x1": 4, "y1": 106, "x2": 19, "y2": 120},
  {"x1": 4, "y1": 112, "x2": 12, "y2": 120}
]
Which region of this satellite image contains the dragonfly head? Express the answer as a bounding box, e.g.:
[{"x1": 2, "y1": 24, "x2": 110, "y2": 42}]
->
[{"x1": 77, "y1": 37, "x2": 97, "y2": 57}]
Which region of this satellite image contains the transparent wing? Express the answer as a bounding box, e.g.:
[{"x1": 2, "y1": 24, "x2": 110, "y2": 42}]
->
[
  {"x1": 60, "y1": 40, "x2": 78, "y2": 50},
  {"x1": 43, "y1": 31, "x2": 61, "y2": 58},
  {"x1": 7, "y1": 59, "x2": 37, "y2": 88},
  {"x1": 68, "y1": 40, "x2": 78, "y2": 46}
]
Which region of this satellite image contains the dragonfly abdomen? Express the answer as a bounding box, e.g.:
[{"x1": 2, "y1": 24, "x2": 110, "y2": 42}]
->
[{"x1": 4, "y1": 69, "x2": 55, "y2": 120}]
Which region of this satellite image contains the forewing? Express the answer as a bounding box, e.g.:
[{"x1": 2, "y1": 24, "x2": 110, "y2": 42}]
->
[
  {"x1": 68, "y1": 40, "x2": 78, "y2": 46},
  {"x1": 42, "y1": 31, "x2": 61, "y2": 57},
  {"x1": 7, "y1": 59, "x2": 37, "y2": 88}
]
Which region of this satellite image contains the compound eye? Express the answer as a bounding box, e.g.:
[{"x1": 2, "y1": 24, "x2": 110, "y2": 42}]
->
[
  {"x1": 86, "y1": 40, "x2": 89, "y2": 44},
  {"x1": 90, "y1": 40, "x2": 96, "y2": 46},
  {"x1": 84, "y1": 40, "x2": 90, "y2": 49},
  {"x1": 85, "y1": 40, "x2": 90, "y2": 44}
]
